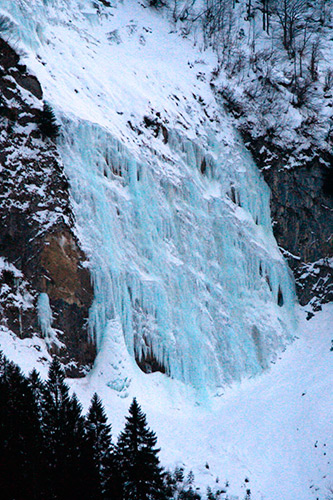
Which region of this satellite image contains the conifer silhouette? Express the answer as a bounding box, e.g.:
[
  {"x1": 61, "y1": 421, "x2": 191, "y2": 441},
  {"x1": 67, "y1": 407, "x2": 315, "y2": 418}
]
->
[
  {"x1": 41, "y1": 358, "x2": 86, "y2": 500},
  {"x1": 38, "y1": 102, "x2": 60, "y2": 139},
  {"x1": 0, "y1": 353, "x2": 41, "y2": 499},
  {"x1": 115, "y1": 398, "x2": 165, "y2": 500},
  {"x1": 85, "y1": 393, "x2": 113, "y2": 499}
]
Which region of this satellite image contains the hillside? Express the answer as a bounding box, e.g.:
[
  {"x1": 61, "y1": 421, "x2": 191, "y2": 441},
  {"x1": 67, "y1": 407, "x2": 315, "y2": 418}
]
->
[{"x1": 0, "y1": 1, "x2": 332, "y2": 499}]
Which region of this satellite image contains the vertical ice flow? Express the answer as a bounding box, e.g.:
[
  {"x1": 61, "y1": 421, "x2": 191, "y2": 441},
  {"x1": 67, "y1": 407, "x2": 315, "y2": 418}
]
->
[
  {"x1": 37, "y1": 292, "x2": 59, "y2": 347},
  {"x1": 58, "y1": 118, "x2": 296, "y2": 389}
]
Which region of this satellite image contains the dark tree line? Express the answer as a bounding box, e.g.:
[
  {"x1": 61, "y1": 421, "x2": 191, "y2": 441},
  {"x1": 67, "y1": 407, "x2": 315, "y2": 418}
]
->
[
  {"x1": 0, "y1": 354, "x2": 220, "y2": 500},
  {"x1": 0, "y1": 353, "x2": 165, "y2": 500}
]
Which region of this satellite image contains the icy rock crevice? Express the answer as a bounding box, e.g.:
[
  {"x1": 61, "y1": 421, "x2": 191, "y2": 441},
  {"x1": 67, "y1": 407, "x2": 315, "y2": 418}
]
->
[{"x1": 58, "y1": 117, "x2": 296, "y2": 390}]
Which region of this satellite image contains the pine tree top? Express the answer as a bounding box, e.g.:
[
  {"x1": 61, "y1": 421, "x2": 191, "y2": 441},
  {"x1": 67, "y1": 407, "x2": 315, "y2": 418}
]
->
[
  {"x1": 87, "y1": 393, "x2": 110, "y2": 427},
  {"x1": 42, "y1": 357, "x2": 71, "y2": 411},
  {"x1": 117, "y1": 397, "x2": 160, "y2": 455},
  {"x1": 86, "y1": 393, "x2": 112, "y2": 443},
  {"x1": 28, "y1": 368, "x2": 43, "y2": 388}
]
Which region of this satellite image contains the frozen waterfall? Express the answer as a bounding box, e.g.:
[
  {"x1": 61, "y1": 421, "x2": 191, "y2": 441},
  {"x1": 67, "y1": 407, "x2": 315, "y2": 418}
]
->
[
  {"x1": 58, "y1": 118, "x2": 296, "y2": 389},
  {"x1": 0, "y1": 0, "x2": 296, "y2": 391}
]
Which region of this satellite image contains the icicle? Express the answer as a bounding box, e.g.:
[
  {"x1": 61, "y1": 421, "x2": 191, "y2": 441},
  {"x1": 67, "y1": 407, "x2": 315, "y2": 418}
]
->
[{"x1": 36, "y1": 292, "x2": 60, "y2": 347}]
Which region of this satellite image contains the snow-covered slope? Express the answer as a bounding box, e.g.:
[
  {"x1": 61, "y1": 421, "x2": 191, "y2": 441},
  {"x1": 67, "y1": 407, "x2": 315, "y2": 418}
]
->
[
  {"x1": 79, "y1": 304, "x2": 333, "y2": 500},
  {"x1": 1, "y1": 301, "x2": 332, "y2": 500}
]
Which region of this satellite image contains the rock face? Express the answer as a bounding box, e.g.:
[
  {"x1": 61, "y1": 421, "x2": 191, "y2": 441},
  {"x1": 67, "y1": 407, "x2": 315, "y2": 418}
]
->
[
  {"x1": 39, "y1": 231, "x2": 95, "y2": 371},
  {"x1": 242, "y1": 135, "x2": 333, "y2": 311},
  {"x1": 0, "y1": 38, "x2": 95, "y2": 374}
]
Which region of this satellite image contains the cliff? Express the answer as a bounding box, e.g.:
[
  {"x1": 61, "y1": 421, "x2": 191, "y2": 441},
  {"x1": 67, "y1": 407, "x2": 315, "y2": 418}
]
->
[{"x1": 0, "y1": 38, "x2": 95, "y2": 375}]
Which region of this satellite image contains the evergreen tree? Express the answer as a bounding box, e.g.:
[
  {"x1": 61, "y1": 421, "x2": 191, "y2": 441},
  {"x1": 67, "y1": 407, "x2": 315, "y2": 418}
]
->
[
  {"x1": 40, "y1": 358, "x2": 87, "y2": 500},
  {"x1": 105, "y1": 442, "x2": 124, "y2": 500},
  {"x1": 85, "y1": 393, "x2": 113, "y2": 499},
  {"x1": 174, "y1": 467, "x2": 185, "y2": 484},
  {"x1": 28, "y1": 368, "x2": 45, "y2": 418},
  {"x1": 206, "y1": 487, "x2": 217, "y2": 500},
  {"x1": 115, "y1": 398, "x2": 166, "y2": 500},
  {"x1": 0, "y1": 353, "x2": 42, "y2": 499},
  {"x1": 161, "y1": 471, "x2": 176, "y2": 499},
  {"x1": 178, "y1": 488, "x2": 201, "y2": 500},
  {"x1": 177, "y1": 470, "x2": 201, "y2": 500},
  {"x1": 38, "y1": 102, "x2": 60, "y2": 139},
  {"x1": 67, "y1": 393, "x2": 90, "y2": 500}
]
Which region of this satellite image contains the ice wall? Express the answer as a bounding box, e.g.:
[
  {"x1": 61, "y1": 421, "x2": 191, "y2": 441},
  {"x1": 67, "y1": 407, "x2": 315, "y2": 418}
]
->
[{"x1": 58, "y1": 117, "x2": 295, "y2": 389}]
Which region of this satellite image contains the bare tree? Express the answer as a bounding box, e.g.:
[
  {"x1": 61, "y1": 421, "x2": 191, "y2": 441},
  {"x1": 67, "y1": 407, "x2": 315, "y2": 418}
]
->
[
  {"x1": 327, "y1": 485, "x2": 333, "y2": 500},
  {"x1": 324, "y1": 68, "x2": 333, "y2": 92},
  {"x1": 256, "y1": 0, "x2": 273, "y2": 34},
  {"x1": 294, "y1": 21, "x2": 312, "y2": 78},
  {"x1": 273, "y1": 0, "x2": 307, "y2": 56},
  {"x1": 172, "y1": 0, "x2": 198, "y2": 22},
  {"x1": 317, "y1": 0, "x2": 331, "y2": 26},
  {"x1": 246, "y1": 0, "x2": 254, "y2": 20},
  {"x1": 202, "y1": 0, "x2": 236, "y2": 64},
  {"x1": 309, "y1": 37, "x2": 321, "y2": 81},
  {"x1": 0, "y1": 14, "x2": 14, "y2": 35}
]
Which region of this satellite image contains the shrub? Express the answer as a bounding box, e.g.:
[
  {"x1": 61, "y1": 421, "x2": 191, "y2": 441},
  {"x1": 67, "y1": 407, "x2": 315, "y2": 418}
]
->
[
  {"x1": 148, "y1": 0, "x2": 166, "y2": 8},
  {"x1": 324, "y1": 68, "x2": 333, "y2": 92}
]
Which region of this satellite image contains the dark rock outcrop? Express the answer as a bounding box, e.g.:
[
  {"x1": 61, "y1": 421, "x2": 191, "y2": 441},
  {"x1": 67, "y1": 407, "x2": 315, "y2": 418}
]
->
[
  {"x1": 0, "y1": 38, "x2": 95, "y2": 374},
  {"x1": 242, "y1": 135, "x2": 333, "y2": 310}
]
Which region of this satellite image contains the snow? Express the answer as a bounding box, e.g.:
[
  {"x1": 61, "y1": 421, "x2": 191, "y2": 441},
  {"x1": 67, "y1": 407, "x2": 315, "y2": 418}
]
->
[
  {"x1": 67, "y1": 305, "x2": 332, "y2": 500},
  {"x1": 0, "y1": 302, "x2": 332, "y2": 500},
  {"x1": 0, "y1": 258, "x2": 34, "y2": 312}
]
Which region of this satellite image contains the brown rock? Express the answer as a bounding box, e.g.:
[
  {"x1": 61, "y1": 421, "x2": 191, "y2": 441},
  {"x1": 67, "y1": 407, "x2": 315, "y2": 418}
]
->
[{"x1": 41, "y1": 230, "x2": 91, "y2": 307}]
